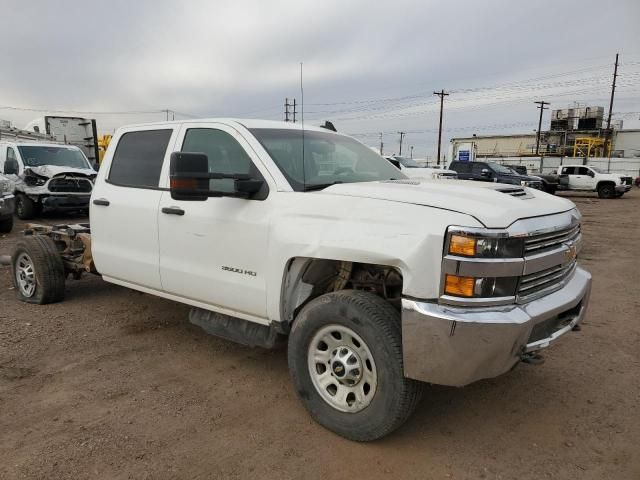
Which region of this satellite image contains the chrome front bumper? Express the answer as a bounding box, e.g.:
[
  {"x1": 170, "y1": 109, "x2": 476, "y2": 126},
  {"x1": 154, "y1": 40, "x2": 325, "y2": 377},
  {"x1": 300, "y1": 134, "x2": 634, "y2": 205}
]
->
[{"x1": 401, "y1": 266, "x2": 591, "y2": 387}]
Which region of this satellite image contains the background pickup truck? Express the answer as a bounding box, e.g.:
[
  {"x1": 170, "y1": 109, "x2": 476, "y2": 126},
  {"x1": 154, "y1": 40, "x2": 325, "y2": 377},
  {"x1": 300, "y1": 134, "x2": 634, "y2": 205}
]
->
[
  {"x1": 449, "y1": 160, "x2": 544, "y2": 190},
  {"x1": 0, "y1": 142, "x2": 97, "y2": 219},
  {"x1": 551, "y1": 165, "x2": 633, "y2": 198},
  {"x1": 384, "y1": 155, "x2": 458, "y2": 179},
  {"x1": 4, "y1": 119, "x2": 592, "y2": 441},
  {"x1": 505, "y1": 164, "x2": 565, "y2": 194}
]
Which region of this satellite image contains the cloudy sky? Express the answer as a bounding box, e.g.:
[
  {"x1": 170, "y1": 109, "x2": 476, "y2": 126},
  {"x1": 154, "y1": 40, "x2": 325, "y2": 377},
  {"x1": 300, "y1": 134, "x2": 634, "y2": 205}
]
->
[{"x1": 1, "y1": 0, "x2": 639, "y2": 159}]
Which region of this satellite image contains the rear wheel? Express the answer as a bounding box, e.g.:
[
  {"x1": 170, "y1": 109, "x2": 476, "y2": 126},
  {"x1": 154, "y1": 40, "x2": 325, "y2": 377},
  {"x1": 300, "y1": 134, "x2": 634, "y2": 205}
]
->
[
  {"x1": 597, "y1": 183, "x2": 615, "y2": 199},
  {"x1": 15, "y1": 194, "x2": 37, "y2": 220},
  {"x1": 11, "y1": 236, "x2": 65, "y2": 304},
  {"x1": 288, "y1": 290, "x2": 422, "y2": 441},
  {"x1": 0, "y1": 215, "x2": 13, "y2": 233}
]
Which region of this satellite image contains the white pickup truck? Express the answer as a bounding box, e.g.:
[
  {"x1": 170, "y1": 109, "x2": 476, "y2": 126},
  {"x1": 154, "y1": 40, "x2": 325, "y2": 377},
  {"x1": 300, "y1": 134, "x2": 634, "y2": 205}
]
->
[
  {"x1": 555, "y1": 164, "x2": 633, "y2": 198},
  {"x1": 6, "y1": 119, "x2": 592, "y2": 441}
]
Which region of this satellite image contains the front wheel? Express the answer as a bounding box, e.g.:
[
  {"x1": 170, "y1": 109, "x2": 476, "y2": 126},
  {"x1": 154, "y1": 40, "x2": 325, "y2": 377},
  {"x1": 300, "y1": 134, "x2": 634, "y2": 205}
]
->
[
  {"x1": 288, "y1": 290, "x2": 422, "y2": 441},
  {"x1": 597, "y1": 183, "x2": 615, "y2": 199},
  {"x1": 15, "y1": 194, "x2": 37, "y2": 220}
]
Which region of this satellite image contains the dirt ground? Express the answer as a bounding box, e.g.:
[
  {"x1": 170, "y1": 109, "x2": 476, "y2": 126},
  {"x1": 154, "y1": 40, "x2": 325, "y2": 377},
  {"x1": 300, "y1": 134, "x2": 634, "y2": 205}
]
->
[{"x1": 1, "y1": 191, "x2": 639, "y2": 480}]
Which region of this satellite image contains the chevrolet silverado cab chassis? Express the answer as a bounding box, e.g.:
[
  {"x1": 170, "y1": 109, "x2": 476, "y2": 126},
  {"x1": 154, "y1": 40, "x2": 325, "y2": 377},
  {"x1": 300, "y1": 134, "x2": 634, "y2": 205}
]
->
[{"x1": 5, "y1": 119, "x2": 592, "y2": 441}]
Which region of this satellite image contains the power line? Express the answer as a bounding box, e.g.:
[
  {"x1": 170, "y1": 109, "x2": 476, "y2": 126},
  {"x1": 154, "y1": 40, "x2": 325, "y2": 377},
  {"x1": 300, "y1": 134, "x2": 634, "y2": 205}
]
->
[{"x1": 0, "y1": 105, "x2": 163, "y2": 115}]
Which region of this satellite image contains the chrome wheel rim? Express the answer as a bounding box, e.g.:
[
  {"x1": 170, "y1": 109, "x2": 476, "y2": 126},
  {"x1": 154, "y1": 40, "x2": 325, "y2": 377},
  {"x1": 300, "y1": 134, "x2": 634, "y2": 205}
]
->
[
  {"x1": 15, "y1": 252, "x2": 36, "y2": 298},
  {"x1": 307, "y1": 324, "x2": 377, "y2": 413}
]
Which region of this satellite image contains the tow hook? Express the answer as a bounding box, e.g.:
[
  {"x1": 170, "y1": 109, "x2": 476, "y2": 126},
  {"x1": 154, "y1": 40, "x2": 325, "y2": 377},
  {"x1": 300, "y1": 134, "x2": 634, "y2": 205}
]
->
[{"x1": 520, "y1": 352, "x2": 545, "y2": 365}]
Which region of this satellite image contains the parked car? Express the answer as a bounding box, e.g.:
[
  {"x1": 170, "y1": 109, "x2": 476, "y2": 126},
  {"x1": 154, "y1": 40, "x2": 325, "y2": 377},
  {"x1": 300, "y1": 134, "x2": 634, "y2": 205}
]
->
[
  {"x1": 0, "y1": 142, "x2": 97, "y2": 219},
  {"x1": 385, "y1": 156, "x2": 457, "y2": 179},
  {"x1": 554, "y1": 165, "x2": 632, "y2": 198},
  {"x1": 449, "y1": 160, "x2": 544, "y2": 190},
  {"x1": 6, "y1": 119, "x2": 591, "y2": 441},
  {"x1": 504, "y1": 164, "x2": 563, "y2": 194},
  {"x1": 0, "y1": 173, "x2": 15, "y2": 233}
]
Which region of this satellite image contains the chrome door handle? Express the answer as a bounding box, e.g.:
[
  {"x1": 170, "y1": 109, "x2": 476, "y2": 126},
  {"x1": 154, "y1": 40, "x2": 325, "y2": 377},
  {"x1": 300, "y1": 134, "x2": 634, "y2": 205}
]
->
[{"x1": 93, "y1": 198, "x2": 110, "y2": 206}]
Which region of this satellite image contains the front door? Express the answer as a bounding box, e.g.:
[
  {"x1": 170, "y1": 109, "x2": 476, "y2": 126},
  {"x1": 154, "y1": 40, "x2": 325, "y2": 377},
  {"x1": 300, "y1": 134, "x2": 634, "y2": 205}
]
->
[{"x1": 157, "y1": 123, "x2": 272, "y2": 322}]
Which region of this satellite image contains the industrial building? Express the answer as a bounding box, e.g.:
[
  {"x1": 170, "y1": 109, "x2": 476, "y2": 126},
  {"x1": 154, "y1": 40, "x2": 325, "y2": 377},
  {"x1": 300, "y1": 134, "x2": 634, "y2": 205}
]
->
[{"x1": 451, "y1": 105, "x2": 640, "y2": 160}]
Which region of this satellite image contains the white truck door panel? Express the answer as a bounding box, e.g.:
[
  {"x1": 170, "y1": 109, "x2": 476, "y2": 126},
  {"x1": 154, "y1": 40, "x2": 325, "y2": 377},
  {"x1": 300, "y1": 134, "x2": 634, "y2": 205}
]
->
[
  {"x1": 158, "y1": 124, "x2": 271, "y2": 320},
  {"x1": 91, "y1": 127, "x2": 176, "y2": 290}
]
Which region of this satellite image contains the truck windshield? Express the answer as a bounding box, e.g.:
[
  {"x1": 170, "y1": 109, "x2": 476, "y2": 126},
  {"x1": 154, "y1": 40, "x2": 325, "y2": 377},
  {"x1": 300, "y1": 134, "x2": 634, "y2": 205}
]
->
[
  {"x1": 487, "y1": 162, "x2": 515, "y2": 174},
  {"x1": 17, "y1": 146, "x2": 91, "y2": 169},
  {"x1": 250, "y1": 128, "x2": 407, "y2": 191}
]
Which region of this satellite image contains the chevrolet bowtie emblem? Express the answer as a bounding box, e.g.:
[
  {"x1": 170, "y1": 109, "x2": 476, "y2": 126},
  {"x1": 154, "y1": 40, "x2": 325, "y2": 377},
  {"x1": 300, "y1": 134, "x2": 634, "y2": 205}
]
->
[{"x1": 565, "y1": 244, "x2": 577, "y2": 261}]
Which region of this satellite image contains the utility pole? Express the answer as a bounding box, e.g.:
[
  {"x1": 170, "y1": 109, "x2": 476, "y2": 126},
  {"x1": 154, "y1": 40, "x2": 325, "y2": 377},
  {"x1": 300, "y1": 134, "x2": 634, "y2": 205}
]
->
[
  {"x1": 379, "y1": 132, "x2": 384, "y2": 155},
  {"x1": 605, "y1": 53, "x2": 619, "y2": 158},
  {"x1": 398, "y1": 131, "x2": 406, "y2": 156},
  {"x1": 410, "y1": 145, "x2": 414, "y2": 159},
  {"x1": 606, "y1": 53, "x2": 619, "y2": 130},
  {"x1": 162, "y1": 109, "x2": 174, "y2": 121},
  {"x1": 434, "y1": 89, "x2": 449, "y2": 165},
  {"x1": 284, "y1": 98, "x2": 290, "y2": 122},
  {"x1": 534, "y1": 100, "x2": 550, "y2": 156},
  {"x1": 293, "y1": 98, "x2": 297, "y2": 123}
]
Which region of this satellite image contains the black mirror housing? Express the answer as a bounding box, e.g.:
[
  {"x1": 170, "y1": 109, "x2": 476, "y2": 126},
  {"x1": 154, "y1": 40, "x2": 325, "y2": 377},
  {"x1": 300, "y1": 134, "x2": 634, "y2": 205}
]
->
[
  {"x1": 169, "y1": 151, "x2": 266, "y2": 201},
  {"x1": 4, "y1": 158, "x2": 19, "y2": 175}
]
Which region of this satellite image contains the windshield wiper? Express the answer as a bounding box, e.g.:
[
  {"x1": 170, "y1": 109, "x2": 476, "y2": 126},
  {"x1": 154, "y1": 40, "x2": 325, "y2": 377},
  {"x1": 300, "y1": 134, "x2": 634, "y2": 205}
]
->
[{"x1": 303, "y1": 181, "x2": 343, "y2": 191}]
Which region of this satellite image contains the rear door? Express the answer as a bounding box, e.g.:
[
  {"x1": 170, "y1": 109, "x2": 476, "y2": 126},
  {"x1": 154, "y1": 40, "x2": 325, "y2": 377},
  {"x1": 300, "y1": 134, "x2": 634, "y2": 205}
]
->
[
  {"x1": 91, "y1": 126, "x2": 178, "y2": 290},
  {"x1": 157, "y1": 123, "x2": 273, "y2": 322}
]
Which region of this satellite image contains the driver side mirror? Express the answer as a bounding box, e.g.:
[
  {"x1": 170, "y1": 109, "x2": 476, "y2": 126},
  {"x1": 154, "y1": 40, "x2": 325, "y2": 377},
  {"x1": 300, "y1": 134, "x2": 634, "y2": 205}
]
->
[
  {"x1": 480, "y1": 168, "x2": 490, "y2": 177},
  {"x1": 169, "y1": 152, "x2": 264, "y2": 201},
  {"x1": 4, "y1": 157, "x2": 18, "y2": 175},
  {"x1": 587, "y1": 170, "x2": 595, "y2": 177}
]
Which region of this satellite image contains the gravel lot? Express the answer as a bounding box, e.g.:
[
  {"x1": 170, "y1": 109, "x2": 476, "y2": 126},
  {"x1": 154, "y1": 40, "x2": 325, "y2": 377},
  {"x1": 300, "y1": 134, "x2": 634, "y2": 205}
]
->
[{"x1": 1, "y1": 191, "x2": 639, "y2": 480}]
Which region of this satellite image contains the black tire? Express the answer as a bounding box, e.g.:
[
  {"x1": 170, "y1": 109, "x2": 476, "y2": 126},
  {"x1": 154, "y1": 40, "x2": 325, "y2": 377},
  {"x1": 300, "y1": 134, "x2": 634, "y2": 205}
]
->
[
  {"x1": 11, "y1": 236, "x2": 65, "y2": 304},
  {"x1": 0, "y1": 215, "x2": 13, "y2": 233},
  {"x1": 597, "y1": 183, "x2": 615, "y2": 199},
  {"x1": 15, "y1": 194, "x2": 36, "y2": 220},
  {"x1": 288, "y1": 290, "x2": 422, "y2": 441}
]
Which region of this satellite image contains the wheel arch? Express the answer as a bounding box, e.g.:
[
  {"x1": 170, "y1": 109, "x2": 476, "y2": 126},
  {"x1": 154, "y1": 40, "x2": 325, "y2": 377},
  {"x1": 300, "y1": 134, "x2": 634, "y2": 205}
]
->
[{"x1": 279, "y1": 256, "x2": 405, "y2": 330}]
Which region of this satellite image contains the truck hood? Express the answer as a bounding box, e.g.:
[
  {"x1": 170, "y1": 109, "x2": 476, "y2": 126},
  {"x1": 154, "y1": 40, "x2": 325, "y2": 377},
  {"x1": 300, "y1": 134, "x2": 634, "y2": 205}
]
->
[
  {"x1": 25, "y1": 165, "x2": 97, "y2": 178},
  {"x1": 320, "y1": 180, "x2": 576, "y2": 228}
]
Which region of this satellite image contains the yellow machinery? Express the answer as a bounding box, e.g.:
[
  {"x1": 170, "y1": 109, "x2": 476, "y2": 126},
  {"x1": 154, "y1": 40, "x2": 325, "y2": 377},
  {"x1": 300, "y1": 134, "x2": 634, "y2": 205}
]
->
[
  {"x1": 573, "y1": 137, "x2": 609, "y2": 157},
  {"x1": 97, "y1": 135, "x2": 112, "y2": 165}
]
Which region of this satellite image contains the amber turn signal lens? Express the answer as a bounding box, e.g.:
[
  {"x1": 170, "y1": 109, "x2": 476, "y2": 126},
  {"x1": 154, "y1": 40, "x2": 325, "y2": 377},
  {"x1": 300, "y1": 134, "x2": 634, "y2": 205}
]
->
[
  {"x1": 449, "y1": 234, "x2": 476, "y2": 256},
  {"x1": 445, "y1": 274, "x2": 475, "y2": 297}
]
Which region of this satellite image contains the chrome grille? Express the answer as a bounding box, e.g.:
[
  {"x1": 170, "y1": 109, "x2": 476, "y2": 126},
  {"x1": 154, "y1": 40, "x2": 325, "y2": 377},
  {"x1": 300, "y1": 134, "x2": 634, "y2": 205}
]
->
[
  {"x1": 518, "y1": 260, "x2": 577, "y2": 301},
  {"x1": 48, "y1": 177, "x2": 93, "y2": 193},
  {"x1": 524, "y1": 223, "x2": 580, "y2": 254}
]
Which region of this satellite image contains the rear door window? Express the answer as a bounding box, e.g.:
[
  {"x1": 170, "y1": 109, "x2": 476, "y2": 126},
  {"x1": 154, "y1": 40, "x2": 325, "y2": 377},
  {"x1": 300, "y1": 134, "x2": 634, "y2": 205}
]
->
[
  {"x1": 108, "y1": 130, "x2": 172, "y2": 188},
  {"x1": 561, "y1": 167, "x2": 575, "y2": 175}
]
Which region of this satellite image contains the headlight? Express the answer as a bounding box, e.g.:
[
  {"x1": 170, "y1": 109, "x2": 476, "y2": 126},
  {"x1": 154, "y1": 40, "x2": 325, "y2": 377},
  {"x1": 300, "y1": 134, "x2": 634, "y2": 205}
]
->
[
  {"x1": 444, "y1": 274, "x2": 518, "y2": 298},
  {"x1": 448, "y1": 232, "x2": 524, "y2": 258}
]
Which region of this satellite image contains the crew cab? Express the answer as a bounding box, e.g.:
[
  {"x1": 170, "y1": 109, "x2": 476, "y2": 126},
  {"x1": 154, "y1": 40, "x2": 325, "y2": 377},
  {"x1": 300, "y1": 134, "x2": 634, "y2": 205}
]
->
[
  {"x1": 4, "y1": 119, "x2": 592, "y2": 441},
  {"x1": 555, "y1": 165, "x2": 632, "y2": 198},
  {"x1": 449, "y1": 160, "x2": 544, "y2": 190},
  {"x1": 0, "y1": 142, "x2": 97, "y2": 219},
  {"x1": 385, "y1": 155, "x2": 457, "y2": 179},
  {"x1": 0, "y1": 173, "x2": 14, "y2": 233}
]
